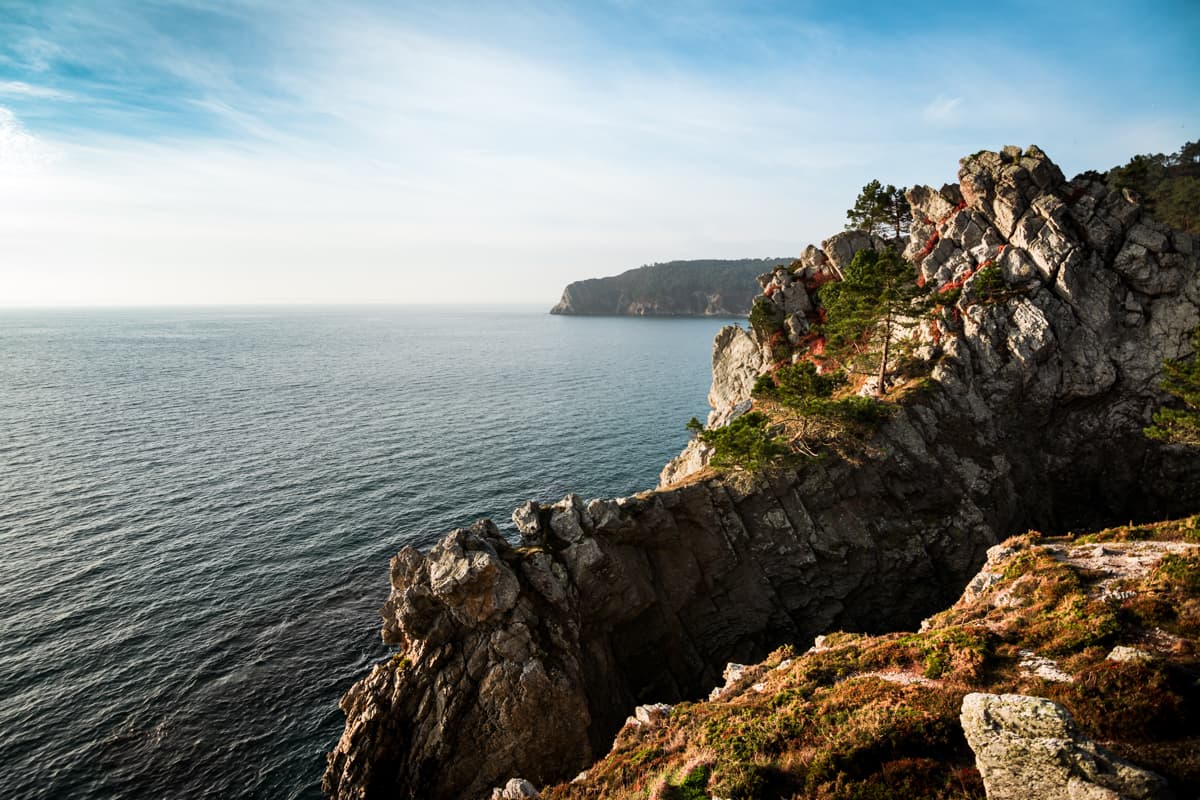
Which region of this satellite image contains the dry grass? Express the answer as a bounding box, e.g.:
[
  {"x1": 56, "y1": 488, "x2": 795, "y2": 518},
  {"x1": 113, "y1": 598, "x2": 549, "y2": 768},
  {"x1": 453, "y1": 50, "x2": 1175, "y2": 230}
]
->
[{"x1": 541, "y1": 519, "x2": 1200, "y2": 800}]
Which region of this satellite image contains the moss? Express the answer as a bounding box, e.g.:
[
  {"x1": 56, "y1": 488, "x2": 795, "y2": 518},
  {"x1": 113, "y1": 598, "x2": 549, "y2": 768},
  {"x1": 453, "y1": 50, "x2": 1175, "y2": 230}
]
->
[{"x1": 662, "y1": 764, "x2": 711, "y2": 800}]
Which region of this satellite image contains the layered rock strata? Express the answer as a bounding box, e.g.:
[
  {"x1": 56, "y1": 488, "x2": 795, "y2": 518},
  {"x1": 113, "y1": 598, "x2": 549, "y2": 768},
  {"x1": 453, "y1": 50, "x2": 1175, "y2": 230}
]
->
[{"x1": 326, "y1": 146, "x2": 1200, "y2": 800}]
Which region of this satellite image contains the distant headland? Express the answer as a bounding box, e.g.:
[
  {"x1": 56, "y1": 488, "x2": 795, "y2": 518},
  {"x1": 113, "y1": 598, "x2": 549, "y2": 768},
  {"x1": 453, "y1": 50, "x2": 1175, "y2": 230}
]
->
[{"x1": 549, "y1": 257, "x2": 794, "y2": 317}]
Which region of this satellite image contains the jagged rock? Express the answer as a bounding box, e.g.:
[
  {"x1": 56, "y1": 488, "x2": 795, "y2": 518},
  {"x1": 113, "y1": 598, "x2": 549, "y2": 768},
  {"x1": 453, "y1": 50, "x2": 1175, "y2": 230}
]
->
[
  {"x1": 632, "y1": 703, "x2": 671, "y2": 727},
  {"x1": 705, "y1": 324, "x2": 764, "y2": 428},
  {"x1": 821, "y1": 229, "x2": 888, "y2": 273},
  {"x1": 658, "y1": 438, "x2": 712, "y2": 488},
  {"x1": 491, "y1": 778, "x2": 540, "y2": 799},
  {"x1": 798, "y1": 244, "x2": 828, "y2": 272},
  {"x1": 326, "y1": 147, "x2": 1200, "y2": 800},
  {"x1": 960, "y1": 693, "x2": 1170, "y2": 800}
]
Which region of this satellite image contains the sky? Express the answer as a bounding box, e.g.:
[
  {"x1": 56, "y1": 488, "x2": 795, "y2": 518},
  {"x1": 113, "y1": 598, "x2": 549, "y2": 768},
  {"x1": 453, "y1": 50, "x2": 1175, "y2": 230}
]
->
[{"x1": 0, "y1": 1, "x2": 1198, "y2": 306}]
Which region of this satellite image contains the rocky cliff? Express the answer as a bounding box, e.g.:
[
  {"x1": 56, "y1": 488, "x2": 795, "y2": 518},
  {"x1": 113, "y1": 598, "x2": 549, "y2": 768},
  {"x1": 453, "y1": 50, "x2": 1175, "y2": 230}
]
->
[
  {"x1": 325, "y1": 146, "x2": 1200, "y2": 800},
  {"x1": 550, "y1": 258, "x2": 790, "y2": 316}
]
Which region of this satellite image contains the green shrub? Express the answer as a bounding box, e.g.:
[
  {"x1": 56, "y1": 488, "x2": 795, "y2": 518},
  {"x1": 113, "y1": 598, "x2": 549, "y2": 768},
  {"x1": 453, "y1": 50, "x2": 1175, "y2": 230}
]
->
[
  {"x1": 970, "y1": 264, "x2": 1004, "y2": 302},
  {"x1": 770, "y1": 362, "x2": 846, "y2": 409},
  {"x1": 749, "y1": 296, "x2": 784, "y2": 338},
  {"x1": 699, "y1": 411, "x2": 791, "y2": 471}
]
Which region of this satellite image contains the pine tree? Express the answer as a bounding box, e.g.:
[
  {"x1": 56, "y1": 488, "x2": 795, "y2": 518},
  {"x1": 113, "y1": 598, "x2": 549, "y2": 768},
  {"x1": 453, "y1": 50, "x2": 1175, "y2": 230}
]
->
[
  {"x1": 818, "y1": 247, "x2": 928, "y2": 396},
  {"x1": 1145, "y1": 327, "x2": 1200, "y2": 446},
  {"x1": 845, "y1": 180, "x2": 913, "y2": 240}
]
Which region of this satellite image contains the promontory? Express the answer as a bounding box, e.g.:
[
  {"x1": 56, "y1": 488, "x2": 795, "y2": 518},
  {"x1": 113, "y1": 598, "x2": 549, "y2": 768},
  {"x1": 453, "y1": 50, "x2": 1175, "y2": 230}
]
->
[{"x1": 550, "y1": 258, "x2": 793, "y2": 316}]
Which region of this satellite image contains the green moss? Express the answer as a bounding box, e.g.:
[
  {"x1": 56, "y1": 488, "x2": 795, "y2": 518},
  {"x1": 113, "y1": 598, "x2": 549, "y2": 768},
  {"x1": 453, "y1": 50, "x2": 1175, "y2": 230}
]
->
[{"x1": 663, "y1": 764, "x2": 711, "y2": 800}]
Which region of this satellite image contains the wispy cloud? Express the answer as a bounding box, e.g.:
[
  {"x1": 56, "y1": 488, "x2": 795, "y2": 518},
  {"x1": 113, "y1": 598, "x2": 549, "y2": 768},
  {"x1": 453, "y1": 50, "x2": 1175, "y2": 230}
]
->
[
  {"x1": 0, "y1": 1, "x2": 1197, "y2": 306},
  {"x1": 0, "y1": 80, "x2": 72, "y2": 100},
  {"x1": 0, "y1": 106, "x2": 54, "y2": 174},
  {"x1": 922, "y1": 94, "x2": 963, "y2": 125}
]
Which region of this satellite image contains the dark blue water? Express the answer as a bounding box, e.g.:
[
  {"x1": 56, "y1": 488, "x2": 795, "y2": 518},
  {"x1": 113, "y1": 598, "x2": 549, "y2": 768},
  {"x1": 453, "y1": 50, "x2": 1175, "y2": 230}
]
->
[{"x1": 0, "y1": 306, "x2": 729, "y2": 799}]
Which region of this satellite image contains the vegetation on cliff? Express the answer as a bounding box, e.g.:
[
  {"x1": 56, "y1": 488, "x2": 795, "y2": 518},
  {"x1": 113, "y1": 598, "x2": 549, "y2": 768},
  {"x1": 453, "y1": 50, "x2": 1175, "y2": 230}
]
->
[
  {"x1": 817, "y1": 248, "x2": 930, "y2": 396},
  {"x1": 542, "y1": 517, "x2": 1200, "y2": 800},
  {"x1": 1145, "y1": 326, "x2": 1200, "y2": 447},
  {"x1": 1102, "y1": 140, "x2": 1200, "y2": 234}
]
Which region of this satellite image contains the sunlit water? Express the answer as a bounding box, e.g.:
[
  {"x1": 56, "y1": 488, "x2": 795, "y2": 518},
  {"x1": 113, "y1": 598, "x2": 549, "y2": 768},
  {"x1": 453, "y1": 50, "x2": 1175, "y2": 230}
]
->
[{"x1": 0, "y1": 306, "x2": 730, "y2": 799}]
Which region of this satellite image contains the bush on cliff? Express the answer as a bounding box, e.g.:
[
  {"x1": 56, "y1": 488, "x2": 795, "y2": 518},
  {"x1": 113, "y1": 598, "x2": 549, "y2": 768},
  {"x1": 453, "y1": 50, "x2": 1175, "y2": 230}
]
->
[
  {"x1": 752, "y1": 361, "x2": 845, "y2": 410},
  {"x1": 698, "y1": 412, "x2": 791, "y2": 471},
  {"x1": 1145, "y1": 326, "x2": 1200, "y2": 447},
  {"x1": 1105, "y1": 140, "x2": 1200, "y2": 233}
]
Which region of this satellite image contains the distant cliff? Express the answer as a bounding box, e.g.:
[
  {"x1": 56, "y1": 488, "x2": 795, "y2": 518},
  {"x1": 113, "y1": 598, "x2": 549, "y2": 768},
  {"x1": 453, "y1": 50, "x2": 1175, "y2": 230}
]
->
[{"x1": 550, "y1": 258, "x2": 792, "y2": 316}]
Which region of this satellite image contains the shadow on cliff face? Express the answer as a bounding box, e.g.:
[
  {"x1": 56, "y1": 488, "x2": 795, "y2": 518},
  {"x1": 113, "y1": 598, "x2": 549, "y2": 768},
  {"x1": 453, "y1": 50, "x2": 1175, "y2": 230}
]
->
[{"x1": 324, "y1": 145, "x2": 1200, "y2": 800}]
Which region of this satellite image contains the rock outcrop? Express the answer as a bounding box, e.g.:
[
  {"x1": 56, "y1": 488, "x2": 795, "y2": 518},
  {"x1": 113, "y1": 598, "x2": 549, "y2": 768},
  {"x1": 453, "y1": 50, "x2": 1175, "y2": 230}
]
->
[
  {"x1": 326, "y1": 147, "x2": 1200, "y2": 799},
  {"x1": 549, "y1": 258, "x2": 791, "y2": 316},
  {"x1": 961, "y1": 693, "x2": 1171, "y2": 799}
]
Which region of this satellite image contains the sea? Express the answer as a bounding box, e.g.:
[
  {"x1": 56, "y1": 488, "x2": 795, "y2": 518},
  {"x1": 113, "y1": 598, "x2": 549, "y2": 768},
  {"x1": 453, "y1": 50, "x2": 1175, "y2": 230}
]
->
[{"x1": 0, "y1": 306, "x2": 732, "y2": 799}]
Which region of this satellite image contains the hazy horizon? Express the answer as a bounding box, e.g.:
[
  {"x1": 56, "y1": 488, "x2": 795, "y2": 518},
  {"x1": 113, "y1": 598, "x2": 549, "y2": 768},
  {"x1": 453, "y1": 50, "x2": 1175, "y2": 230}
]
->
[{"x1": 2, "y1": 1, "x2": 1198, "y2": 306}]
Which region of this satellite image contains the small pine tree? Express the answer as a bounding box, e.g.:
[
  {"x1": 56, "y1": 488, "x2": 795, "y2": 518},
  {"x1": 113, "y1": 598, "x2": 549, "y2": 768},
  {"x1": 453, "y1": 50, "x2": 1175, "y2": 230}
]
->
[
  {"x1": 1145, "y1": 327, "x2": 1200, "y2": 446},
  {"x1": 818, "y1": 247, "x2": 928, "y2": 396},
  {"x1": 846, "y1": 180, "x2": 913, "y2": 240}
]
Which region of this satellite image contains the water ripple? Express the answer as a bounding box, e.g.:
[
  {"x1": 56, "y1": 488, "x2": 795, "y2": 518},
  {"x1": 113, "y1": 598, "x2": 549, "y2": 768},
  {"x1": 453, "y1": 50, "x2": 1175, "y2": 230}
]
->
[{"x1": 0, "y1": 306, "x2": 730, "y2": 799}]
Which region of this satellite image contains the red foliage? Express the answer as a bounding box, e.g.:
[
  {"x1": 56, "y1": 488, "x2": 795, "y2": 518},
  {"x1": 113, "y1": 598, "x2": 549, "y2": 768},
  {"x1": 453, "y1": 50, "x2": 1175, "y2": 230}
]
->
[
  {"x1": 930, "y1": 319, "x2": 942, "y2": 345},
  {"x1": 936, "y1": 264, "x2": 983, "y2": 294},
  {"x1": 764, "y1": 284, "x2": 778, "y2": 297},
  {"x1": 916, "y1": 273, "x2": 927, "y2": 288},
  {"x1": 810, "y1": 336, "x2": 827, "y2": 356},
  {"x1": 915, "y1": 231, "x2": 941, "y2": 261},
  {"x1": 804, "y1": 270, "x2": 836, "y2": 291},
  {"x1": 816, "y1": 307, "x2": 828, "y2": 324}
]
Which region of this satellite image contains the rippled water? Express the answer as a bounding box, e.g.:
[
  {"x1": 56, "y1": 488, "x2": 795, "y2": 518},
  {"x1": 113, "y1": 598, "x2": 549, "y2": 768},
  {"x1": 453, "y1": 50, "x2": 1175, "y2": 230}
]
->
[{"x1": 0, "y1": 306, "x2": 730, "y2": 799}]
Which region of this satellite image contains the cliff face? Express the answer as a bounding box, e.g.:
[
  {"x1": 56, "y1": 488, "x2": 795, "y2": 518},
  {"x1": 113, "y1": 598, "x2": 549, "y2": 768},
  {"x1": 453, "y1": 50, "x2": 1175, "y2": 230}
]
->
[
  {"x1": 325, "y1": 146, "x2": 1200, "y2": 800},
  {"x1": 550, "y1": 258, "x2": 790, "y2": 316}
]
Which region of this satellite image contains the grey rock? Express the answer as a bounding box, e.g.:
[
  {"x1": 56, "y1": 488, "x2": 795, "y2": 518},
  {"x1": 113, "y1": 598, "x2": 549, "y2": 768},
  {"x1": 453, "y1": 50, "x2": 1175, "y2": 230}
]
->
[
  {"x1": 1106, "y1": 646, "x2": 1152, "y2": 663},
  {"x1": 961, "y1": 693, "x2": 1170, "y2": 800},
  {"x1": 821, "y1": 230, "x2": 887, "y2": 273},
  {"x1": 633, "y1": 703, "x2": 672, "y2": 727},
  {"x1": 492, "y1": 778, "x2": 540, "y2": 799}
]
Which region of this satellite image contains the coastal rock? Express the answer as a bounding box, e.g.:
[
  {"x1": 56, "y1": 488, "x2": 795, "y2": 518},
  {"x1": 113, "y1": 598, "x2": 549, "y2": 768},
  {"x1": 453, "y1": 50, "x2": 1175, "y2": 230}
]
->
[
  {"x1": 326, "y1": 146, "x2": 1200, "y2": 799},
  {"x1": 960, "y1": 693, "x2": 1171, "y2": 800}
]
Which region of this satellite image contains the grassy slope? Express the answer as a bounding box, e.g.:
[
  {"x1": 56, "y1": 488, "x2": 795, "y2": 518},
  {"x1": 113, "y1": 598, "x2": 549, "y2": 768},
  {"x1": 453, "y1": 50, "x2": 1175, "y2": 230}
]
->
[{"x1": 542, "y1": 516, "x2": 1200, "y2": 800}]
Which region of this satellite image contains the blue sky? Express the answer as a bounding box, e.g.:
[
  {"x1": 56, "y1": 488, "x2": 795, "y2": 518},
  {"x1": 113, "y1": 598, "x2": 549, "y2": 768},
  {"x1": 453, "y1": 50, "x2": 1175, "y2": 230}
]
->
[{"x1": 1, "y1": 0, "x2": 1197, "y2": 305}]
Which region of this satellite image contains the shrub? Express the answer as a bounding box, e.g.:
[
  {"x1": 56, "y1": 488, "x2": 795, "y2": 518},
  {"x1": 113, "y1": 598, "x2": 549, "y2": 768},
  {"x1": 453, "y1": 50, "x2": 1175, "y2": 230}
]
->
[
  {"x1": 699, "y1": 412, "x2": 791, "y2": 471},
  {"x1": 749, "y1": 296, "x2": 784, "y2": 338}
]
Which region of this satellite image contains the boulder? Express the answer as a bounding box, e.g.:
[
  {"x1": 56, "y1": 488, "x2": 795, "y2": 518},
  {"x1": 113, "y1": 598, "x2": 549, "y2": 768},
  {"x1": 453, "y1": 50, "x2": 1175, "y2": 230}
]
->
[{"x1": 960, "y1": 693, "x2": 1170, "y2": 800}]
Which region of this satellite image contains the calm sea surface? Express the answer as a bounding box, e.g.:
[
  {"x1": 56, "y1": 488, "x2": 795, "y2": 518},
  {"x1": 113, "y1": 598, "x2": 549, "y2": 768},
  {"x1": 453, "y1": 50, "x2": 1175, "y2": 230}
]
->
[{"x1": 0, "y1": 306, "x2": 731, "y2": 799}]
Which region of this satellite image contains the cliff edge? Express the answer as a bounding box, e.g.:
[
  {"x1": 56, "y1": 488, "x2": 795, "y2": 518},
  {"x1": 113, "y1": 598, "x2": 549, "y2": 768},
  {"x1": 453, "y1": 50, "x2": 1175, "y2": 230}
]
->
[{"x1": 325, "y1": 146, "x2": 1200, "y2": 800}]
